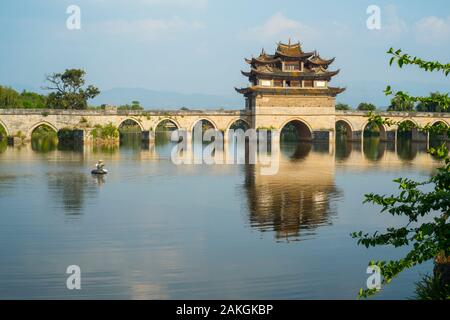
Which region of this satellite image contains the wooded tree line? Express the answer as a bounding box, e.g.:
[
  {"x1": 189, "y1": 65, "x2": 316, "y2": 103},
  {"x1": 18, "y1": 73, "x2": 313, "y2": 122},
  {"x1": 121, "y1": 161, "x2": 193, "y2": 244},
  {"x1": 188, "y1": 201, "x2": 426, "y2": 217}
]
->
[
  {"x1": 336, "y1": 93, "x2": 448, "y2": 112},
  {"x1": 0, "y1": 69, "x2": 142, "y2": 111}
]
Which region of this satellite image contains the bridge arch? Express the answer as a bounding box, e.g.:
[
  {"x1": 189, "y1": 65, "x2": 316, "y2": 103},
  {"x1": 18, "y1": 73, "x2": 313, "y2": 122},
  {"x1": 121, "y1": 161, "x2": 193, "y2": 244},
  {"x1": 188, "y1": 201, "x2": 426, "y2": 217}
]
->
[
  {"x1": 335, "y1": 119, "x2": 353, "y2": 140},
  {"x1": 190, "y1": 118, "x2": 218, "y2": 132},
  {"x1": 226, "y1": 118, "x2": 251, "y2": 131},
  {"x1": 398, "y1": 118, "x2": 419, "y2": 127},
  {"x1": 430, "y1": 119, "x2": 449, "y2": 127},
  {"x1": 429, "y1": 120, "x2": 448, "y2": 143},
  {"x1": 397, "y1": 119, "x2": 420, "y2": 140},
  {"x1": 118, "y1": 118, "x2": 144, "y2": 131},
  {"x1": 280, "y1": 118, "x2": 313, "y2": 142},
  {"x1": 29, "y1": 121, "x2": 58, "y2": 137},
  {"x1": 362, "y1": 121, "x2": 387, "y2": 140},
  {"x1": 155, "y1": 118, "x2": 181, "y2": 131},
  {"x1": 154, "y1": 118, "x2": 181, "y2": 144}
]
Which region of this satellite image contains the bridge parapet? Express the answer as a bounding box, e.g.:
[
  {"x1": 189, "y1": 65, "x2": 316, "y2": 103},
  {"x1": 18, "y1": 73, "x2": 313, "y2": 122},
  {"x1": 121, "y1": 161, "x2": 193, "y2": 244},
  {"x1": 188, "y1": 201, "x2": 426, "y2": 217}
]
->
[
  {"x1": 0, "y1": 108, "x2": 247, "y2": 116},
  {"x1": 335, "y1": 110, "x2": 450, "y2": 118}
]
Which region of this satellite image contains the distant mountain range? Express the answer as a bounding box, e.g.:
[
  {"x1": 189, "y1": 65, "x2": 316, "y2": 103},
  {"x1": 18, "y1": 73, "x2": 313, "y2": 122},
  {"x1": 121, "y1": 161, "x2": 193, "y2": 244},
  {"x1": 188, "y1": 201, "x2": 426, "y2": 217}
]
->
[
  {"x1": 336, "y1": 80, "x2": 449, "y2": 109},
  {"x1": 92, "y1": 87, "x2": 243, "y2": 110},
  {"x1": 6, "y1": 81, "x2": 448, "y2": 111}
]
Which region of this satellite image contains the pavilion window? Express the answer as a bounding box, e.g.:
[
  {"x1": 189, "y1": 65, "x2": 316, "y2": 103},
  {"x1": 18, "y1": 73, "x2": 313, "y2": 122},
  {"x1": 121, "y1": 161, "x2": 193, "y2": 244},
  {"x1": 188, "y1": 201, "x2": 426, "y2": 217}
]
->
[
  {"x1": 283, "y1": 62, "x2": 300, "y2": 71},
  {"x1": 304, "y1": 80, "x2": 313, "y2": 87},
  {"x1": 274, "y1": 80, "x2": 283, "y2": 87},
  {"x1": 315, "y1": 81, "x2": 327, "y2": 88},
  {"x1": 260, "y1": 79, "x2": 272, "y2": 87}
]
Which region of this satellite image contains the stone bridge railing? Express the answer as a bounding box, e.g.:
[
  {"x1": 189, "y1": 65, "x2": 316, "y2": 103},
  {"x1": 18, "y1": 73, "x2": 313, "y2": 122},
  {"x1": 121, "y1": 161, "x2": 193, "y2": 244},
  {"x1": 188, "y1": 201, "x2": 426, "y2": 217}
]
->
[{"x1": 1, "y1": 108, "x2": 449, "y2": 144}]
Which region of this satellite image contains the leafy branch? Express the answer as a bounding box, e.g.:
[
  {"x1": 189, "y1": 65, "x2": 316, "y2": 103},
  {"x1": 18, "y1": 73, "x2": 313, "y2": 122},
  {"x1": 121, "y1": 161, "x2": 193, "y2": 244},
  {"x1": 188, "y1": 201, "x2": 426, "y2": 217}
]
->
[
  {"x1": 353, "y1": 50, "x2": 450, "y2": 299},
  {"x1": 384, "y1": 48, "x2": 450, "y2": 113},
  {"x1": 387, "y1": 48, "x2": 450, "y2": 76}
]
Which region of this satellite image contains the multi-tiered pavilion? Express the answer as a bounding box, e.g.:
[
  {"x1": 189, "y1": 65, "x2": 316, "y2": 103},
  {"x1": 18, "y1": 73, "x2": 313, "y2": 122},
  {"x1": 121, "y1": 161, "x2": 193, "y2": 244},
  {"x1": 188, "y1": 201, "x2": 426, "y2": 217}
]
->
[{"x1": 236, "y1": 40, "x2": 345, "y2": 141}]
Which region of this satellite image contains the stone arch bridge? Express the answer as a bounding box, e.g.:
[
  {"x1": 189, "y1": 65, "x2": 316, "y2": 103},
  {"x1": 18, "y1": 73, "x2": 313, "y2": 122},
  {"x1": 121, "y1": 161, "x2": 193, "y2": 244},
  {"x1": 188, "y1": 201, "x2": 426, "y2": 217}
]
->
[{"x1": 0, "y1": 108, "x2": 449, "y2": 144}]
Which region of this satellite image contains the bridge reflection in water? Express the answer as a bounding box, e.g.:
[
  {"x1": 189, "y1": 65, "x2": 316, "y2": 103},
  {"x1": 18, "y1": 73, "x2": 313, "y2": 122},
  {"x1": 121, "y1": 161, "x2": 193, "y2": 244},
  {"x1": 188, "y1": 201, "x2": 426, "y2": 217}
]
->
[
  {"x1": 243, "y1": 145, "x2": 339, "y2": 242},
  {"x1": 0, "y1": 133, "x2": 443, "y2": 242}
]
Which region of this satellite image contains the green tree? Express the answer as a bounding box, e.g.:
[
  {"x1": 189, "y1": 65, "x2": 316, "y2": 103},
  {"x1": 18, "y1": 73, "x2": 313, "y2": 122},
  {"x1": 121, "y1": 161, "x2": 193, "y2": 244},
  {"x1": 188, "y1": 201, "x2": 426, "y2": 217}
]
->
[
  {"x1": 0, "y1": 86, "x2": 22, "y2": 108},
  {"x1": 416, "y1": 92, "x2": 446, "y2": 112},
  {"x1": 44, "y1": 69, "x2": 100, "y2": 110},
  {"x1": 336, "y1": 103, "x2": 352, "y2": 111},
  {"x1": 388, "y1": 95, "x2": 415, "y2": 111},
  {"x1": 118, "y1": 100, "x2": 144, "y2": 111},
  {"x1": 352, "y1": 48, "x2": 450, "y2": 299},
  {"x1": 357, "y1": 102, "x2": 377, "y2": 111},
  {"x1": 20, "y1": 90, "x2": 47, "y2": 109}
]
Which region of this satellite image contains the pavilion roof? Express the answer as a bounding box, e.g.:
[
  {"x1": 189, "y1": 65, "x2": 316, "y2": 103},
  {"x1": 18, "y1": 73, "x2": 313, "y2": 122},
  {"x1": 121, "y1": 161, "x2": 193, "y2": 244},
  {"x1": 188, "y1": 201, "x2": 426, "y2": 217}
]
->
[
  {"x1": 241, "y1": 67, "x2": 340, "y2": 80},
  {"x1": 235, "y1": 86, "x2": 346, "y2": 97},
  {"x1": 309, "y1": 54, "x2": 335, "y2": 66}
]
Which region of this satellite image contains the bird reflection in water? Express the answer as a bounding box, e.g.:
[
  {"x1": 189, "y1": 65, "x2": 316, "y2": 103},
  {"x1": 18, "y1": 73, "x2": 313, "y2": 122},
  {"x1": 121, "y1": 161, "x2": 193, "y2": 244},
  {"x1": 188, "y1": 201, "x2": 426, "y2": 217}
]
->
[{"x1": 92, "y1": 173, "x2": 106, "y2": 186}]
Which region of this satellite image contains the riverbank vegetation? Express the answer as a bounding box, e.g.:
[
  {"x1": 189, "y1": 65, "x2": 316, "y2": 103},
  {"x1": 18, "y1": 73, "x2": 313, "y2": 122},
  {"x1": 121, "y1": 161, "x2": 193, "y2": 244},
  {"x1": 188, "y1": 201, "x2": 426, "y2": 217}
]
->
[
  {"x1": 0, "y1": 124, "x2": 6, "y2": 140},
  {"x1": 92, "y1": 123, "x2": 120, "y2": 145},
  {"x1": 352, "y1": 48, "x2": 450, "y2": 300}
]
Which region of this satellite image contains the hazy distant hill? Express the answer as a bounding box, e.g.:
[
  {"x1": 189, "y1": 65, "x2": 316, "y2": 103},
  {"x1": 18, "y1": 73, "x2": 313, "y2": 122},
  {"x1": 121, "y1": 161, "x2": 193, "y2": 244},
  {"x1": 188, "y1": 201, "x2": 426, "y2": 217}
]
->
[
  {"x1": 6, "y1": 82, "x2": 448, "y2": 111},
  {"x1": 92, "y1": 87, "x2": 243, "y2": 110},
  {"x1": 335, "y1": 80, "x2": 449, "y2": 110}
]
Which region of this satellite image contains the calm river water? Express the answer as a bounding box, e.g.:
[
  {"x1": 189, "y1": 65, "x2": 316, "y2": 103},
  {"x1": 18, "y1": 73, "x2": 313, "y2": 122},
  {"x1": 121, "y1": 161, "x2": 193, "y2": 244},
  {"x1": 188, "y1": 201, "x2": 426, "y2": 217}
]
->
[{"x1": 0, "y1": 136, "x2": 442, "y2": 299}]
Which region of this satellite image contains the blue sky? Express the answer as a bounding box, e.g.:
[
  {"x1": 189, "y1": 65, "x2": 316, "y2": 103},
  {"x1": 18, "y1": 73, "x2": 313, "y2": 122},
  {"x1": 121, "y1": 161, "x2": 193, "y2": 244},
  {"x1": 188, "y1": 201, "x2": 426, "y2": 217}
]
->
[{"x1": 0, "y1": 0, "x2": 449, "y2": 107}]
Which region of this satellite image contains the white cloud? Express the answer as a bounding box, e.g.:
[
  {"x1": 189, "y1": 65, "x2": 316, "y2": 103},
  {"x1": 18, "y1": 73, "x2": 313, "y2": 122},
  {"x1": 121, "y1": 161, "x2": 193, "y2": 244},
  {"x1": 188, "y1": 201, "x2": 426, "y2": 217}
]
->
[
  {"x1": 91, "y1": 0, "x2": 208, "y2": 9},
  {"x1": 379, "y1": 5, "x2": 408, "y2": 38},
  {"x1": 140, "y1": 0, "x2": 208, "y2": 7},
  {"x1": 95, "y1": 16, "x2": 205, "y2": 39},
  {"x1": 414, "y1": 16, "x2": 450, "y2": 45},
  {"x1": 240, "y1": 12, "x2": 316, "y2": 44}
]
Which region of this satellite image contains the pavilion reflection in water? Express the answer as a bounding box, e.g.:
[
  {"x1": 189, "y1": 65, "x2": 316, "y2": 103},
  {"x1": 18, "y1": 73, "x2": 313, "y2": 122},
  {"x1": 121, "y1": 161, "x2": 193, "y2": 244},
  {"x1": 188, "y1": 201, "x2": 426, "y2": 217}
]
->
[{"x1": 242, "y1": 142, "x2": 339, "y2": 242}]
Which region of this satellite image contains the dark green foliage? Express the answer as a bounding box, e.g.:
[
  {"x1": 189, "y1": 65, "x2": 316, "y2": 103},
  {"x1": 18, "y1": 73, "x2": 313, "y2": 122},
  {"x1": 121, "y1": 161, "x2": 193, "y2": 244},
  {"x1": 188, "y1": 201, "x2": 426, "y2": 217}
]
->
[
  {"x1": 0, "y1": 124, "x2": 6, "y2": 140},
  {"x1": 20, "y1": 90, "x2": 47, "y2": 109},
  {"x1": 118, "y1": 101, "x2": 144, "y2": 111},
  {"x1": 45, "y1": 69, "x2": 100, "y2": 110},
  {"x1": 414, "y1": 274, "x2": 450, "y2": 300},
  {"x1": 416, "y1": 92, "x2": 447, "y2": 112},
  {"x1": 92, "y1": 123, "x2": 119, "y2": 139},
  {"x1": 388, "y1": 95, "x2": 415, "y2": 111},
  {"x1": 57, "y1": 128, "x2": 75, "y2": 143},
  {"x1": 0, "y1": 86, "x2": 22, "y2": 108},
  {"x1": 336, "y1": 103, "x2": 352, "y2": 111},
  {"x1": 352, "y1": 49, "x2": 450, "y2": 299},
  {"x1": 357, "y1": 102, "x2": 377, "y2": 111}
]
